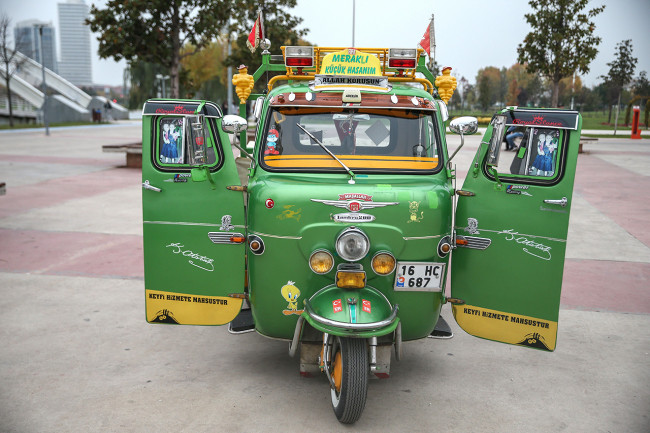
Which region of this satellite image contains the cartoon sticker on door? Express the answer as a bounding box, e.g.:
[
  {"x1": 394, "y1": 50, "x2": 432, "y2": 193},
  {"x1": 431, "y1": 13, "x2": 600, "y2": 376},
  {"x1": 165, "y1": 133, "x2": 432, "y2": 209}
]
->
[{"x1": 159, "y1": 118, "x2": 185, "y2": 164}]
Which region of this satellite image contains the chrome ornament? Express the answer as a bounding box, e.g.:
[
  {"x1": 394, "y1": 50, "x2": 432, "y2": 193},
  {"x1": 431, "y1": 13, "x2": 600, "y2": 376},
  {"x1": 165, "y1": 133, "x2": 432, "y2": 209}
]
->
[{"x1": 311, "y1": 198, "x2": 398, "y2": 212}]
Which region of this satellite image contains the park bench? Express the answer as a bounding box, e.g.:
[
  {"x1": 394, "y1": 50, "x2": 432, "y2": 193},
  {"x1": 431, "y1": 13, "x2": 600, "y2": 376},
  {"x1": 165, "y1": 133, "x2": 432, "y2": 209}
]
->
[
  {"x1": 102, "y1": 142, "x2": 142, "y2": 168},
  {"x1": 578, "y1": 136, "x2": 598, "y2": 154}
]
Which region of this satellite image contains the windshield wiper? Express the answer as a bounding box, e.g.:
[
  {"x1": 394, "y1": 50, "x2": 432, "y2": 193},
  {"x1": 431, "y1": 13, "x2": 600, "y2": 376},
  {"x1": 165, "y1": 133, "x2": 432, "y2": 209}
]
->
[{"x1": 296, "y1": 123, "x2": 356, "y2": 184}]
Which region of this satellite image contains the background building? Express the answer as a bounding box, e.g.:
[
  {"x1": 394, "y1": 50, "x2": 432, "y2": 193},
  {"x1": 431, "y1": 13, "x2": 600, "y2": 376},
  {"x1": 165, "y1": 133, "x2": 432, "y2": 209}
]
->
[
  {"x1": 13, "y1": 20, "x2": 58, "y2": 73},
  {"x1": 57, "y1": 0, "x2": 92, "y2": 86}
]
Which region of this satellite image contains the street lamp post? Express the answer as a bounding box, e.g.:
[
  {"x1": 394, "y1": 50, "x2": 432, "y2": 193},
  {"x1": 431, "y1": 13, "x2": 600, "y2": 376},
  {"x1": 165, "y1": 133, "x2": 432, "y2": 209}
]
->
[
  {"x1": 155, "y1": 74, "x2": 170, "y2": 98},
  {"x1": 36, "y1": 25, "x2": 49, "y2": 136}
]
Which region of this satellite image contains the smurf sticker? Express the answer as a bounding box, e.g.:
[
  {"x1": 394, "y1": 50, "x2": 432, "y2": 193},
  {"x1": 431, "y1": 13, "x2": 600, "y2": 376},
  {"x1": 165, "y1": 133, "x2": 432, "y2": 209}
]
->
[
  {"x1": 281, "y1": 281, "x2": 303, "y2": 315},
  {"x1": 265, "y1": 128, "x2": 281, "y2": 155}
]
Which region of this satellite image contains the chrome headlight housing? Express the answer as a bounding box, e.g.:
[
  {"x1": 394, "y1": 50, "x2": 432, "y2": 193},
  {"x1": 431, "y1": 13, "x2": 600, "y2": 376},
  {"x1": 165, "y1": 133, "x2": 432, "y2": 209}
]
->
[{"x1": 336, "y1": 227, "x2": 370, "y2": 262}]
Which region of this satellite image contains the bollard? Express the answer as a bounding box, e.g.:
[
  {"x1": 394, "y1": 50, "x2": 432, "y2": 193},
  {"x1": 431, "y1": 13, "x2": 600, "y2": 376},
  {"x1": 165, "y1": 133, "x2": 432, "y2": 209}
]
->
[{"x1": 631, "y1": 106, "x2": 641, "y2": 139}]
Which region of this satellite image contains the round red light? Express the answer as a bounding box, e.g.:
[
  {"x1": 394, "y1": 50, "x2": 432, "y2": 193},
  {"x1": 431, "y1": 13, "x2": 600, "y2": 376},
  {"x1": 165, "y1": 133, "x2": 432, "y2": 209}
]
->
[{"x1": 265, "y1": 199, "x2": 274, "y2": 208}]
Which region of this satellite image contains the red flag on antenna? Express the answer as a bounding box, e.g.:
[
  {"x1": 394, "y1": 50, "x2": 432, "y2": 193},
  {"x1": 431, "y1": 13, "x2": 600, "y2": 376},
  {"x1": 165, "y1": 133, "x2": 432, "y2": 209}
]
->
[
  {"x1": 247, "y1": 12, "x2": 265, "y2": 53},
  {"x1": 418, "y1": 18, "x2": 434, "y2": 57}
]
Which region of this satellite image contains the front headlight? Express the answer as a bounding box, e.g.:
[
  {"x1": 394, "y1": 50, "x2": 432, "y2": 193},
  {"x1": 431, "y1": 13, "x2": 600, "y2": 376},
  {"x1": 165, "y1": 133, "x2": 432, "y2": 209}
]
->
[
  {"x1": 371, "y1": 252, "x2": 396, "y2": 275},
  {"x1": 336, "y1": 227, "x2": 370, "y2": 262},
  {"x1": 309, "y1": 250, "x2": 334, "y2": 274}
]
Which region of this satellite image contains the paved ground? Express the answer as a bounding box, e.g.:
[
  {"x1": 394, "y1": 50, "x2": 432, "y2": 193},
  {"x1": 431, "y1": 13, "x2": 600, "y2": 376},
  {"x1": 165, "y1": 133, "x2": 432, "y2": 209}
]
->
[{"x1": 0, "y1": 122, "x2": 648, "y2": 432}]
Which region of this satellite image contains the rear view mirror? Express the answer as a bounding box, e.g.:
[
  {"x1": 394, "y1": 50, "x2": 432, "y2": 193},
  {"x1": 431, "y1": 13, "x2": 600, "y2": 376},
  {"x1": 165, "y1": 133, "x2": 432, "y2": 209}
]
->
[
  {"x1": 447, "y1": 116, "x2": 478, "y2": 163},
  {"x1": 253, "y1": 96, "x2": 264, "y2": 121},
  {"x1": 449, "y1": 116, "x2": 478, "y2": 135},
  {"x1": 222, "y1": 115, "x2": 248, "y2": 134},
  {"x1": 332, "y1": 113, "x2": 370, "y2": 121}
]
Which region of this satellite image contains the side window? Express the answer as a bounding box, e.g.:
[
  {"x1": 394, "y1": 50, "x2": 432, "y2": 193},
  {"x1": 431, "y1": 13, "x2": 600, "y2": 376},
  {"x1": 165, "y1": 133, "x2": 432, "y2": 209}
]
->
[
  {"x1": 486, "y1": 121, "x2": 564, "y2": 182},
  {"x1": 155, "y1": 116, "x2": 218, "y2": 168}
]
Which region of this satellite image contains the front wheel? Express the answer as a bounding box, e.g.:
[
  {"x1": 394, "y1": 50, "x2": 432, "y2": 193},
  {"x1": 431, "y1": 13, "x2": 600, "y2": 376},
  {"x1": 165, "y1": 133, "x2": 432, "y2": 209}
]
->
[{"x1": 330, "y1": 336, "x2": 368, "y2": 424}]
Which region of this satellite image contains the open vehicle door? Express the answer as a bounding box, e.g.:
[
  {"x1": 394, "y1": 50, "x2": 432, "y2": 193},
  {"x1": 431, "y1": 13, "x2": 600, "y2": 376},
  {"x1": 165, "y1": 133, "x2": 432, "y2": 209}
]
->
[
  {"x1": 141, "y1": 100, "x2": 246, "y2": 325},
  {"x1": 451, "y1": 109, "x2": 581, "y2": 351}
]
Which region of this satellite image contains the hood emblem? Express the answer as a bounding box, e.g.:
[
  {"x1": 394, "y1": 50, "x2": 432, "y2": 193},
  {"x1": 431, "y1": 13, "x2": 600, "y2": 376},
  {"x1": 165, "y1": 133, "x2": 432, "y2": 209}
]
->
[{"x1": 311, "y1": 198, "x2": 398, "y2": 213}]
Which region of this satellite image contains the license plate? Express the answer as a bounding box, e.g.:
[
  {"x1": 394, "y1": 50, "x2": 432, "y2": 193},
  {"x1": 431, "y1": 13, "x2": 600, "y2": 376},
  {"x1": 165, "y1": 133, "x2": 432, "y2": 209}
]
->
[{"x1": 394, "y1": 262, "x2": 445, "y2": 291}]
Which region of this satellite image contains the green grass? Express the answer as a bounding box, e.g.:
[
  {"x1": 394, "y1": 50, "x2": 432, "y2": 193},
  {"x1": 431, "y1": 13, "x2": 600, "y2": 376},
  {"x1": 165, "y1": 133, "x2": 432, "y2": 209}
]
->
[{"x1": 452, "y1": 110, "x2": 647, "y2": 130}]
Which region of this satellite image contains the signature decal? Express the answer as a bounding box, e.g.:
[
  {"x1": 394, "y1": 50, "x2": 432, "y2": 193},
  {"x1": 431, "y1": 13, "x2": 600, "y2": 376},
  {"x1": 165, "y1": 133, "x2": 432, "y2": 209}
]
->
[
  {"x1": 166, "y1": 242, "x2": 215, "y2": 271},
  {"x1": 499, "y1": 229, "x2": 552, "y2": 261}
]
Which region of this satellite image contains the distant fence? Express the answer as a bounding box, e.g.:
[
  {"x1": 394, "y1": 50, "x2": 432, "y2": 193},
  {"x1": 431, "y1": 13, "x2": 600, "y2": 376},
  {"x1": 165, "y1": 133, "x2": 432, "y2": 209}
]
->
[{"x1": 0, "y1": 94, "x2": 38, "y2": 115}]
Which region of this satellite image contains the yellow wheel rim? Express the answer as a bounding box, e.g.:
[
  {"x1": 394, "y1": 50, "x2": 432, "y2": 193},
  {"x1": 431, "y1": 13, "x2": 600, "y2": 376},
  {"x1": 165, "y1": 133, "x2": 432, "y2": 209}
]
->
[{"x1": 332, "y1": 351, "x2": 342, "y2": 392}]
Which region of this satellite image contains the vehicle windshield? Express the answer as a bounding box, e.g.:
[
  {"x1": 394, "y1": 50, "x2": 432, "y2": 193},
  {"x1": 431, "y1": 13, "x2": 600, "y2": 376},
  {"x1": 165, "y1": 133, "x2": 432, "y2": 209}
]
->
[{"x1": 260, "y1": 107, "x2": 441, "y2": 173}]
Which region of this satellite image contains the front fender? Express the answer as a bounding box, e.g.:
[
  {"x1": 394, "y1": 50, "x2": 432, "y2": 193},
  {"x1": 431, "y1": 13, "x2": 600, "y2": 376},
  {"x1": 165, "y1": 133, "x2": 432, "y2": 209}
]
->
[{"x1": 302, "y1": 284, "x2": 399, "y2": 338}]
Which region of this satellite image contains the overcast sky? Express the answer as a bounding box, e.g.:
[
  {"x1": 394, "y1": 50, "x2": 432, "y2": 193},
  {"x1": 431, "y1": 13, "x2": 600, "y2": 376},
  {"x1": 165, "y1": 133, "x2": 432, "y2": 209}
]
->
[{"x1": 2, "y1": 0, "x2": 648, "y2": 88}]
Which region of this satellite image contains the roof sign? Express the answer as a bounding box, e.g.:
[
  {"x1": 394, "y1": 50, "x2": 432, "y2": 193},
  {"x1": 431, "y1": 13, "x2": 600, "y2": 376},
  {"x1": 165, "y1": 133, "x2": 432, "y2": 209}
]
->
[
  {"x1": 320, "y1": 48, "x2": 382, "y2": 76},
  {"x1": 314, "y1": 48, "x2": 389, "y2": 92}
]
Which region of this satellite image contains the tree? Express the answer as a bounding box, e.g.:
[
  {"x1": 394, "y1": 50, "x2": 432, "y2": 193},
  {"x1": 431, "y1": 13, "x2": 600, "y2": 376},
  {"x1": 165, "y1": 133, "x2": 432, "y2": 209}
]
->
[
  {"x1": 180, "y1": 37, "x2": 229, "y2": 101},
  {"x1": 601, "y1": 39, "x2": 637, "y2": 131},
  {"x1": 632, "y1": 71, "x2": 650, "y2": 127},
  {"x1": 476, "y1": 67, "x2": 502, "y2": 111},
  {"x1": 632, "y1": 71, "x2": 650, "y2": 98},
  {"x1": 87, "y1": 0, "x2": 233, "y2": 98},
  {"x1": 517, "y1": 0, "x2": 605, "y2": 107},
  {"x1": 0, "y1": 13, "x2": 27, "y2": 127},
  {"x1": 126, "y1": 60, "x2": 168, "y2": 109},
  {"x1": 557, "y1": 75, "x2": 582, "y2": 108},
  {"x1": 505, "y1": 63, "x2": 543, "y2": 107}
]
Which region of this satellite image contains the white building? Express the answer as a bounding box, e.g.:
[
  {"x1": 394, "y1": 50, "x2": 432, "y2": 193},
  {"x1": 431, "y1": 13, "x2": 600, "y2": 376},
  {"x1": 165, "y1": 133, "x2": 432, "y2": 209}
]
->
[
  {"x1": 57, "y1": 0, "x2": 92, "y2": 86},
  {"x1": 14, "y1": 20, "x2": 58, "y2": 73}
]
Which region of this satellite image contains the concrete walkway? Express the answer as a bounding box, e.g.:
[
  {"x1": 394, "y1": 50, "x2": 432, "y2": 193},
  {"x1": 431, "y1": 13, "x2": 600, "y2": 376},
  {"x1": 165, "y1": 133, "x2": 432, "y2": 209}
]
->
[{"x1": 0, "y1": 123, "x2": 648, "y2": 432}]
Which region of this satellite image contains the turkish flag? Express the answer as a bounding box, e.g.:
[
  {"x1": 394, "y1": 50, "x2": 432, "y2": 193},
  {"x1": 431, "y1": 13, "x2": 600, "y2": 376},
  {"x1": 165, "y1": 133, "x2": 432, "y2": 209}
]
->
[
  {"x1": 419, "y1": 23, "x2": 431, "y2": 56},
  {"x1": 418, "y1": 18, "x2": 434, "y2": 57},
  {"x1": 246, "y1": 12, "x2": 265, "y2": 53}
]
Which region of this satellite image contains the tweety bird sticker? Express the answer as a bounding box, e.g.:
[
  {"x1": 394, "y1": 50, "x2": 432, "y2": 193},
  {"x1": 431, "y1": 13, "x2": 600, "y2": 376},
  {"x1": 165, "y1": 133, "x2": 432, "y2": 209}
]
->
[{"x1": 281, "y1": 281, "x2": 303, "y2": 315}]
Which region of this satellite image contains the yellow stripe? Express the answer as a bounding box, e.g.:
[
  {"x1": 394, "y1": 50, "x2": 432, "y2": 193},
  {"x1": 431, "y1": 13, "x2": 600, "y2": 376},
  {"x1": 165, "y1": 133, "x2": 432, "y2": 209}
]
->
[
  {"x1": 264, "y1": 154, "x2": 438, "y2": 169},
  {"x1": 265, "y1": 154, "x2": 438, "y2": 161},
  {"x1": 146, "y1": 289, "x2": 243, "y2": 326},
  {"x1": 452, "y1": 304, "x2": 558, "y2": 351}
]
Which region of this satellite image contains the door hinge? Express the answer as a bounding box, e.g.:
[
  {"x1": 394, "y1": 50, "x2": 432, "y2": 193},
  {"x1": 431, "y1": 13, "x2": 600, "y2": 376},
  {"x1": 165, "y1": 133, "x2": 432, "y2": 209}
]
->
[
  {"x1": 456, "y1": 190, "x2": 475, "y2": 197},
  {"x1": 446, "y1": 298, "x2": 465, "y2": 305},
  {"x1": 227, "y1": 185, "x2": 247, "y2": 192}
]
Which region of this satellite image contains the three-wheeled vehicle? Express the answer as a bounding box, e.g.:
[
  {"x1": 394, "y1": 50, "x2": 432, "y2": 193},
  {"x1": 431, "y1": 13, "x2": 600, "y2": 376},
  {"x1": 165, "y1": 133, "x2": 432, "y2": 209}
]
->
[{"x1": 141, "y1": 44, "x2": 582, "y2": 423}]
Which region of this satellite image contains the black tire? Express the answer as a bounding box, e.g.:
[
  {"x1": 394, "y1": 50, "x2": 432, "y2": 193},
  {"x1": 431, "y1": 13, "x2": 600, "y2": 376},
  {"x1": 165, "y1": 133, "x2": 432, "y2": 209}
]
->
[{"x1": 330, "y1": 336, "x2": 368, "y2": 424}]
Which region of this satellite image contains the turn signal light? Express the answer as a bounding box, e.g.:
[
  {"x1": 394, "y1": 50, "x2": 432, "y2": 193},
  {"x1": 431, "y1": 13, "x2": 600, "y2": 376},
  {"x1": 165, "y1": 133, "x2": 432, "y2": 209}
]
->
[
  {"x1": 371, "y1": 252, "x2": 396, "y2": 275},
  {"x1": 286, "y1": 57, "x2": 313, "y2": 67},
  {"x1": 388, "y1": 48, "x2": 417, "y2": 69},
  {"x1": 336, "y1": 271, "x2": 366, "y2": 289},
  {"x1": 285, "y1": 46, "x2": 314, "y2": 68},
  {"x1": 309, "y1": 250, "x2": 334, "y2": 274}
]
